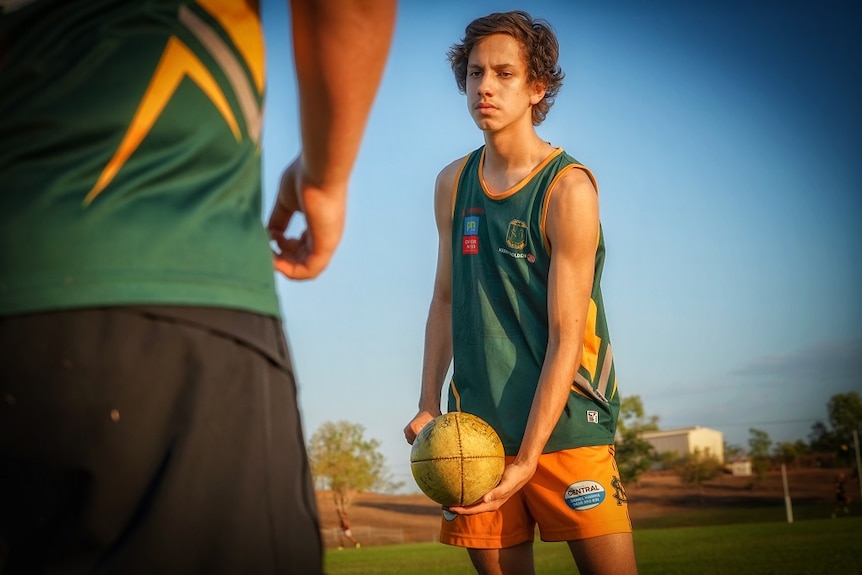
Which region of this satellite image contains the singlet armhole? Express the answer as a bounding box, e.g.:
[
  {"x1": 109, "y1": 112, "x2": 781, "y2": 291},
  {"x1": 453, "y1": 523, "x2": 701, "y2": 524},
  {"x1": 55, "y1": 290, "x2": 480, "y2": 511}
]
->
[
  {"x1": 539, "y1": 164, "x2": 600, "y2": 255},
  {"x1": 449, "y1": 153, "x2": 472, "y2": 220}
]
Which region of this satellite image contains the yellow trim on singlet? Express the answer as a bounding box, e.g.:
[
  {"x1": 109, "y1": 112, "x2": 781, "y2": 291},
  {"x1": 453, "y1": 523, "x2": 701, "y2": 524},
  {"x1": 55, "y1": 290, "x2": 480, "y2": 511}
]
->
[
  {"x1": 450, "y1": 378, "x2": 462, "y2": 412},
  {"x1": 196, "y1": 0, "x2": 265, "y2": 93},
  {"x1": 478, "y1": 147, "x2": 563, "y2": 200},
  {"x1": 450, "y1": 154, "x2": 471, "y2": 219},
  {"x1": 581, "y1": 298, "x2": 600, "y2": 377},
  {"x1": 180, "y1": 4, "x2": 263, "y2": 146},
  {"x1": 84, "y1": 36, "x2": 240, "y2": 205}
]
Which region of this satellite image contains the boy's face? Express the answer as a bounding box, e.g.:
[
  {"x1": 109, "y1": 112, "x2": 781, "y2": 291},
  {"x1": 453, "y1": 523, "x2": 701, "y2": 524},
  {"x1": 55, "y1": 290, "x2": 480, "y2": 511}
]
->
[{"x1": 465, "y1": 33, "x2": 545, "y2": 132}]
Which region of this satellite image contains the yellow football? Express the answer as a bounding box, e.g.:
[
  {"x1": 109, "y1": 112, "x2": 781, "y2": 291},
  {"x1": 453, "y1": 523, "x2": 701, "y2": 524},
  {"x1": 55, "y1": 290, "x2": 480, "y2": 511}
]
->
[{"x1": 410, "y1": 412, "x2": 505, "y2": 506}]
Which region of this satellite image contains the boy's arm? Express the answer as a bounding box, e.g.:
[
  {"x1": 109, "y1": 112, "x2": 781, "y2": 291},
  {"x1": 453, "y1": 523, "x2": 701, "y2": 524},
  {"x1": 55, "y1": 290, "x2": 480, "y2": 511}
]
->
[
  {"x1": 404, "y1": 160, "x2": 461, "y2": 444},
  {"x1": 449, "y1": 167, "x2": 599, "y2": 514},
  {"x1": 268, "y1": 0, "x2": 396, "y2": 280}
]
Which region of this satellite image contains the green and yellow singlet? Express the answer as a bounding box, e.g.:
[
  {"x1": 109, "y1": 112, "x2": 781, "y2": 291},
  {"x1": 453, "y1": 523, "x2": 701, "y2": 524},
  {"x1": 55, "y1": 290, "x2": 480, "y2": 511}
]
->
[
  {"x1": 0, "y1": 0, "x2": 278, "y2": 317},
  {"x1": 449, "y1": 146, "x2": 620, "y2": 455}
]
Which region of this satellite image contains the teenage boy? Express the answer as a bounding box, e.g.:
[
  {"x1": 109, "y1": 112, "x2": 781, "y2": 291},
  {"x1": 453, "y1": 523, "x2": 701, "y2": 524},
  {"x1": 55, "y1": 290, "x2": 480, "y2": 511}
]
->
[{"x1": 404, "y1": 11, "x2": 638, "y2": 575}]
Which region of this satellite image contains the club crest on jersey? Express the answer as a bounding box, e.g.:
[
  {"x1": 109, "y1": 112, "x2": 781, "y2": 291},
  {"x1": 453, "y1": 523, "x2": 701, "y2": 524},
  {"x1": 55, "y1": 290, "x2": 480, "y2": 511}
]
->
[
  {"x1": 564, "y1": 480, "x2": 606, "y2": 511},
  {"x1": 505, "y1": 219, "x2": 527, "y2": 250},
  {"x1": 498, "y1": 219, "x2": 535, "y2": 263}
]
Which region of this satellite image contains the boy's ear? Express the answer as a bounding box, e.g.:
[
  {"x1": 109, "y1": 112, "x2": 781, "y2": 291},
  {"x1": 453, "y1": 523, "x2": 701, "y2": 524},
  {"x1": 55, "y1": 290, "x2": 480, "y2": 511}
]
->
[{"x1": 530, "y1": 80, "x2": 547, "y2": 106}]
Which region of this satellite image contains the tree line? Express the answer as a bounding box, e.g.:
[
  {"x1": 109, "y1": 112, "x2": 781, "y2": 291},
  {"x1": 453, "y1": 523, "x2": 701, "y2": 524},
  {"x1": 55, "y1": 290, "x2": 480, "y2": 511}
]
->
[{"x1": 617, "y1": 391, "x2": 861, "y2": 487}]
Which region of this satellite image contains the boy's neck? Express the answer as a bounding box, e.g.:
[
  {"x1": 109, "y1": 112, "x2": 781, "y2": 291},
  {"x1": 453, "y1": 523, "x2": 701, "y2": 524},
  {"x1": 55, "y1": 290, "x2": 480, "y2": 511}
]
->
[{"x1": 482, "y1": 128, "x2": 556, "y2": 194}]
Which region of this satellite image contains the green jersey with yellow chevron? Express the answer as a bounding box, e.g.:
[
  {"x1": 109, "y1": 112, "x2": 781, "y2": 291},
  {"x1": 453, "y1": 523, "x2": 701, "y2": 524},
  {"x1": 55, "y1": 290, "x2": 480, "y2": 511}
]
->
[
  {"x1": 449, "y1": 146, "x2": 620, "y2": 455},
  {"x1": 0, "y1": 0, "x2": 278, "y2": 317}
]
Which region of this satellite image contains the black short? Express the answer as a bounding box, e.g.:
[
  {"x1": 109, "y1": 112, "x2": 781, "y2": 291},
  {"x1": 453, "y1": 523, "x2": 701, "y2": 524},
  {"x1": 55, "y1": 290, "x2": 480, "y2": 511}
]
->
[{"x1": 0, "y1": 306, "x2": 322, "y2": 574}]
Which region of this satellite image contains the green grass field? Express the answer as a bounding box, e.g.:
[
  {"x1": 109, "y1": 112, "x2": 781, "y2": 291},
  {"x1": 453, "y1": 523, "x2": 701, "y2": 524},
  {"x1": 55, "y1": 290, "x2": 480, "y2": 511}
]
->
[{"x1": 323, "y1": 514, "x2": 862, "y2": 574}]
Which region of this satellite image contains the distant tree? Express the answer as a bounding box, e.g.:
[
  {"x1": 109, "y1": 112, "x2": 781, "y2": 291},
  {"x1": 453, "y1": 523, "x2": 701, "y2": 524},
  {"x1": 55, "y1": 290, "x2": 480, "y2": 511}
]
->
[
  {"x1": 657, "y1": 450, "x2": 679, "y2": 471},
  {"x1": 724, "y1": 443, "x2": 745, "y2": 462},
  {"x1": 615, "y1": 395, "x2": 659, "y2": 484},
  {"x1": 308, "y1": 420, "x2": 403, "y2": 517},
  {"x1": 617, "y1": 395, "x2": 660, "y2": 436},
  {"x1": 809, "y1": 392, "x2": 862, "y2": 465},
  {"x1": 773, "y1": 440, "x2": 810, "y2": 467},
  {"x1": 748, "y1": 427, "x2": 771, "y2": 457},
  {"x1": 808, "y1": 420, "x2": 839, "y2": 454},
  {"x1": 748, "y1": 428, "x2": 772, "y2": 482},
  {"x1": 828, "y1": 391, "x2": 862, "y2": 437},
  {"x1": 674, "y1": 448, "x2": 723, "y2": 502}
]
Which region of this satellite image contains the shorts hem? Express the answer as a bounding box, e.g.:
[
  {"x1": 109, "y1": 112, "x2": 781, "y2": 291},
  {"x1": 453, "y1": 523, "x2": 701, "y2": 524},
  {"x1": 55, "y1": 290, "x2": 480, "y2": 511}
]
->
[
  {"x1": 539, "y1": 518, "x2": 632, "y2": 542},
  {"x1": 440, "y1": 532, "x2": 534, "y2": 550}
]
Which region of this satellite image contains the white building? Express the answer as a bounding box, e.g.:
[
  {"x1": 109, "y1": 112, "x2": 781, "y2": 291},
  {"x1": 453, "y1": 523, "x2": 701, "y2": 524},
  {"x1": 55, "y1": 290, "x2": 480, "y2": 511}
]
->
[
  {"x1": 640, "y1": 426, "x2": 725, "y2": 463},
  {"x1": 729, "y1": 459, "x2": 752, "y2": 476}
]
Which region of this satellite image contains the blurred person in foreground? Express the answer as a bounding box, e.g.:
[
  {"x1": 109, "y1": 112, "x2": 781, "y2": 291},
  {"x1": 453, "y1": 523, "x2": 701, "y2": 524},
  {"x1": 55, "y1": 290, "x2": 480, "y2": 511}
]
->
[
  {"x1": 404, "y1": 11, "x2": 637, "y2": 575},
  {"x1": 0, "y1": 0, "x2": 395, "y2": 573}
]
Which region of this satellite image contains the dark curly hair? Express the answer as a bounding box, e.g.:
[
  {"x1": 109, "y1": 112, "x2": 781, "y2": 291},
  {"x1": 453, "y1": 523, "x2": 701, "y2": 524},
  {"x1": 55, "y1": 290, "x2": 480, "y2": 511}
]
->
[{"x1": 447, "y1": 11, "x2": 564, "y2": 126}]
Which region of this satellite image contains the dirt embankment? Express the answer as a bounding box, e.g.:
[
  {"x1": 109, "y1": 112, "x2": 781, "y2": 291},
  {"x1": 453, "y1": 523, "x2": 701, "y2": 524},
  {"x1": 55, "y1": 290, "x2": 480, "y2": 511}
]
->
[{"x1": 315, "y1": 467, "x2": 855, "y2": 548}]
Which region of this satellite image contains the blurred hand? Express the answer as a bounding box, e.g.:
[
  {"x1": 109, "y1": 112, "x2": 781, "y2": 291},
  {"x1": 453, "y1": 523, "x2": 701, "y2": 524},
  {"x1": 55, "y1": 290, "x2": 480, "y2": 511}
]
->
[
  {"x1": 268, "y1": 156, "x2": 347, "y2": 280},
  {"x1": 403, "y1": 409, "x2": 440, "y2": 445}
]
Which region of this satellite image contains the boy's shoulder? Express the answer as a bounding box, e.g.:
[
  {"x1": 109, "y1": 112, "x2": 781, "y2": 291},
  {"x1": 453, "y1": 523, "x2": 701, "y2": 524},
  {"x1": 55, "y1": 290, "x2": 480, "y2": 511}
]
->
[{"x1": 437, "y1": 148, "x2": 480, "y2": 183}]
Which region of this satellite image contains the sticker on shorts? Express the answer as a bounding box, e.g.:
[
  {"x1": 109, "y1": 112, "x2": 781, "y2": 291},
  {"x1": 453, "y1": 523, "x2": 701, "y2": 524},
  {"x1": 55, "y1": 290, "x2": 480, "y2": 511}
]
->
[
  {"x1": 443, "y1": 509, "x2": 458, "y2": 522},
  {"x1": 564, "y1": 480, "x2": 606, "y2": 511}
]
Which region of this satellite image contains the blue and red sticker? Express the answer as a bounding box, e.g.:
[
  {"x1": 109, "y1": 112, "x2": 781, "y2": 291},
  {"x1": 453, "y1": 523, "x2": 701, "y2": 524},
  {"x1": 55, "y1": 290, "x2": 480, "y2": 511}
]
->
[{"x1": 462, "y1": 215, "x2": 479, "y2": 255}]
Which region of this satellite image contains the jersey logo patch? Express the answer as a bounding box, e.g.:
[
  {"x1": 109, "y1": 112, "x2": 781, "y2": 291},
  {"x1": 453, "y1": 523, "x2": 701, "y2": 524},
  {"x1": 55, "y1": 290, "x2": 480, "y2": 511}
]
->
[
  {"x1": 463, "y1": 215, "x2": 480, "y2": 254},
  {"x1": 464, "y1": 216, "x2": 479, "y2": 236},
  {"x1": 463, "y1": 237, "x2": 479, "y2": 254},
  {"x1": 505, "y1": 219, "x2": 527, "y2": 250}
]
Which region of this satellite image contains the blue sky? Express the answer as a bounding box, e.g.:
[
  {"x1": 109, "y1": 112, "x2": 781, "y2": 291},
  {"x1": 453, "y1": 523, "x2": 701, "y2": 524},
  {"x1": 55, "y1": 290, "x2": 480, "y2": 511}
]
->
[{"x1": 259, "y1": 1, "x2": 861, "y2": 491}]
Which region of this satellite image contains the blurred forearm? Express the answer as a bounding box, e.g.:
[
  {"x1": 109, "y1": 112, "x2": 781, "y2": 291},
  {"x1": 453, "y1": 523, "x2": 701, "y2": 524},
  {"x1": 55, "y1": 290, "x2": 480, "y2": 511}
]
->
[{"x1": 290, "y1": 0, "x2": 396, "y2": 189}]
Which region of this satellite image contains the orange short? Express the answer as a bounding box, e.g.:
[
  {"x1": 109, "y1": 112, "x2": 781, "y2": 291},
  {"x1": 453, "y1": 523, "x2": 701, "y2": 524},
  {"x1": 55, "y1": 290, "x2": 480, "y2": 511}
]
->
[{"x1": 439, "y1": 445, "x2": 631, "y2": 549}]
